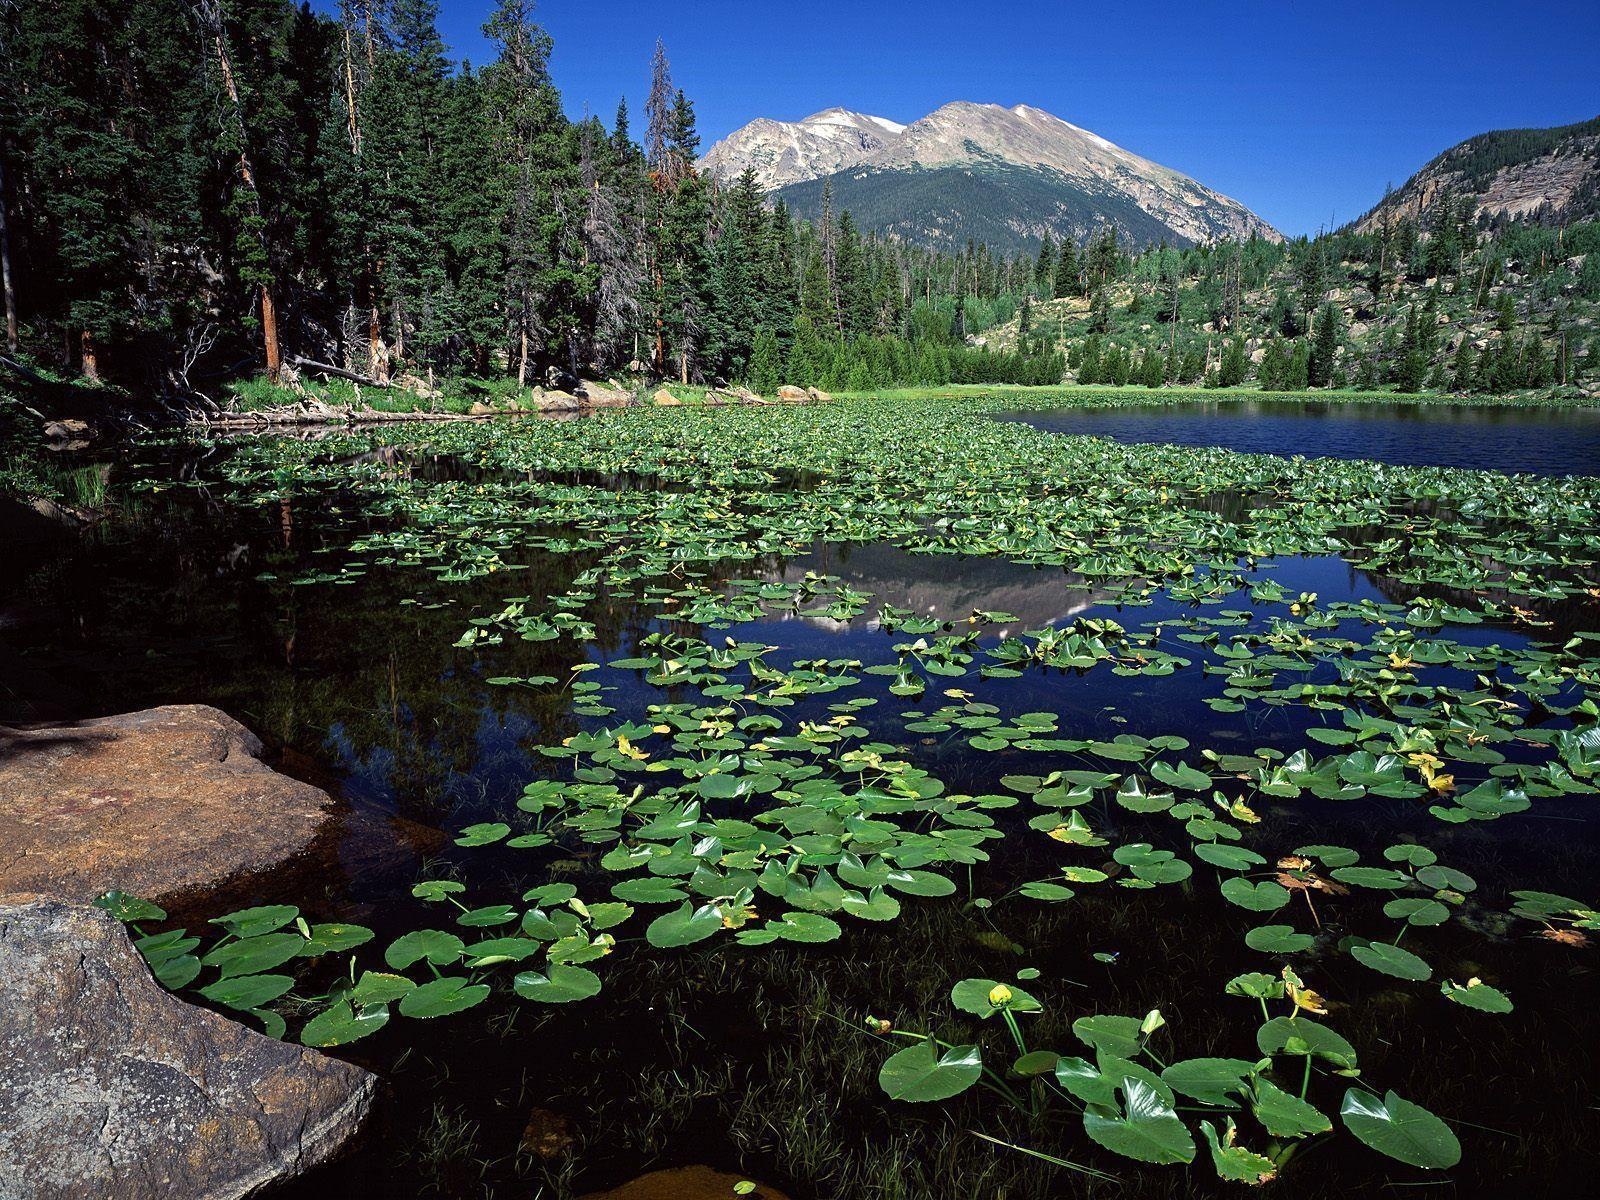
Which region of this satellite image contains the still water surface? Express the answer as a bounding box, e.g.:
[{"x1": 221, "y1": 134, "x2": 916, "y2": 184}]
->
[
  {"x1": 1002, "y1": 399, "x2": 1600, "y2": 475},
  {"x1": 3, "y1": 437, "x2": 1597, "y2": 1197}
]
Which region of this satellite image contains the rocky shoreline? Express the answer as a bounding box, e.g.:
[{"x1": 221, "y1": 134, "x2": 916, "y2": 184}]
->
[
  {"x1": 199, "y1": 380, "x2": 834, "y2": 430},
  {"x1": 0, "y1": 705, "x2": 419, "y2": 1197}
]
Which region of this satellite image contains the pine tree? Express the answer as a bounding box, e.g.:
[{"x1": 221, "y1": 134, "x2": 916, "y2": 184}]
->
[
  {"x1": 1089, "y1": 287, "x2": 1111, "y2": 334},
  {"x1": 1424, "y1": 189, "x2": 1460, "y2": 281},
  {"x1": 747, "y1": 326, "x2": 781, "y2": 393},
  {"x1": 482, "y1": 0, "x2": 569, "y2": 385},
  {"x1": 1451, "y1": 338, "x2": 1478, "y2": 393},
  {"x1": 1394, "y1": 344, "x2": 1429, "y2": 393},
  {"x1": 1054, "y1": 239, "x2": 1079, "y2": 299},
  {"x1": 1297, "y1": 241, "x2": 1327, "y2": 326},
  {"x1": 1259, "y1": 338, "x2": 1287, "y2": 391},
  {"x1": 1087, "y1": 228, "x2": 1119, "y2": 288},
  {"x1": 1218, "y1": 336, "x2": 1248, "y2": 387},
  {"x1": 1076, "y1": 336, "x2": 1103, "y2": 385},
  {"x1": 0, "y1": 0, "x2": 1294, "y2": 396},
  {"x1": 1287, "y1": 339, "x2": 1311, "y2": 390},
  {"x1": 1034, "y1": 233, "x2": 1056, "y2": 297},
  {"x1": 1140, "y1": 345, "x2": 1164, "y2": 388},
  {"x1": 1308, "y1": 302, "x2": 1341, "y2": 388}
]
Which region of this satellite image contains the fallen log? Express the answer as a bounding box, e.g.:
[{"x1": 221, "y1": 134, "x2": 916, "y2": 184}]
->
[
  {"x1": 289, "y1": 356, "x2": 393, "y2": 388},
  {"x1": 196, "y1": 406, "x2": 497, "y2": 430},
  {"x1": 0, "y1": 353, "x2": 50, "y2": 387}
]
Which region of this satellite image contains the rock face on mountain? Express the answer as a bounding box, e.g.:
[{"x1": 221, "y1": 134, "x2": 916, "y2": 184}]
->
[
  {"x1": 1353, "y1": 114, "x2": 1600, "y2": 234},
  {"x1": 701, "y1": 101, "x2": 1278, "y2": 252},
  {"x1": 701, "y1": 107, "x2": 906, "y2": 191}
]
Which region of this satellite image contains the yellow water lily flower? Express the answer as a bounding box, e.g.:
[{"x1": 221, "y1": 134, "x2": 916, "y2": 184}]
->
[
  {"x1": 1281, "y1": 966, "x2": 1328, "y2": 1015},
  {"x1": 988, "y1": 984, "x2": 1014, "y2": 1009},
  {"x1": 1409, "y1": 752, "x2": 1454, "y2": 794}
]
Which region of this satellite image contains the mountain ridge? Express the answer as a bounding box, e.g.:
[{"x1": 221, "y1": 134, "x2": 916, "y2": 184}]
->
[
  {"x1": 1353, "y1": 114, "x2": 1600, "y2": 234},
  {"x1": 702, "y1": 101, "x2": 1280, "y2": 253}
]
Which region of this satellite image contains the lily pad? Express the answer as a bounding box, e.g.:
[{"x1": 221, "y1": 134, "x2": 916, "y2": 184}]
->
[
  {"x1": 878, "y1": 1041, "x2": 983, "y2": 1102},
  {"x1": 1339, "y1": 1088, "x2": 1461, "y2": 1169}
]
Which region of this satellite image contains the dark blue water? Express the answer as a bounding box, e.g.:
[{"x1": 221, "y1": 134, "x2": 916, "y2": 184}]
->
[{"x1": 1003, "y1": 399, "x2": 1600, "y2": 475}]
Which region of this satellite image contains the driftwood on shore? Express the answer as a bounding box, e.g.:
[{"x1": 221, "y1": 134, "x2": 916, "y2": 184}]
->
[{"x1": 198, "y1": 405, "x2": 495, "y2": 430}]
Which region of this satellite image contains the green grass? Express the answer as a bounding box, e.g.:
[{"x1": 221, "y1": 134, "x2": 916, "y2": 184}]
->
[{"x1": 225, "y1": 375, "x2": 476, "y2": 416}]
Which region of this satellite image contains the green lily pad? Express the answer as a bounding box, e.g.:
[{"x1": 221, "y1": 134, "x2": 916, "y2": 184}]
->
[
  {"x1": 513, "y1": 964, "x2": 603, "y2": 1004},
  {"x1": 879, "y1": 1041, "x2": 983, "y2": 1103},
  {"x1": 301, "y1": 999, "x2": 389, "y2": 1047},
  {"x1": 1339, "y1": 1089, "x2": 1461, "y2": 1169},
  {"x1": 384, "y1": 929, "x2": 465, "y2": 970},
  {"x1": 1082, "y1": 1077, "x2": 1196, "y2": 1165},
  {"x1": 398, "y1": 976, "x2": 491, "y2": 1018},
  {"x1": 1350, "y1": 941, "x2": 1432, "y2": 981}
]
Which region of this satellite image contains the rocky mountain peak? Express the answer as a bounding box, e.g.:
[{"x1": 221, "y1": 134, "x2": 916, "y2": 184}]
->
[{"x1": 702, "y1": 100, "x2": 1279, "y2": 251}]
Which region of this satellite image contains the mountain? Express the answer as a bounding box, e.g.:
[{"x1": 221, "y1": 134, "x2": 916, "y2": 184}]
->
[
  {"x1": 1354, "y1": 114, "x2": 1600, "y2": 233},
  {"x1": 700, "y1": 101, "x2": 1279, "y2": 253},
  {"x1": 700, "y1": 108, "x2": 906, "y2": 191}
]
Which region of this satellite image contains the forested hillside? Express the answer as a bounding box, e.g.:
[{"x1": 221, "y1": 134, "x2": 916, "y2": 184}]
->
[
  {"x1": 1, "y1": 2, "x2": 1594, "y2": 408},
  {"x1": 0, "y1": 0, "x2": 1057, "y2": 404},
  {"x1": 1355, "y1": 115, "x2": 1600, "y2": 234},
  {"x1": 980, "y1": 213, "x2": 1600, "y2": 396}
]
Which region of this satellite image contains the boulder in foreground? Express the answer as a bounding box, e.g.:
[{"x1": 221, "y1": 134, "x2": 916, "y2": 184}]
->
[
  {"x1": 0, "y1": 705, "x2": 336, "y2": 907},
  {"x1": 0, "y1": 895, "x2": 377, "y2": 1199}
]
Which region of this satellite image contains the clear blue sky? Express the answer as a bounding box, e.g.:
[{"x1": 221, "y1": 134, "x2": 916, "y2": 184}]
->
[{"x1": 366, "y1": 1, "x2": 1600, "y2": 237}]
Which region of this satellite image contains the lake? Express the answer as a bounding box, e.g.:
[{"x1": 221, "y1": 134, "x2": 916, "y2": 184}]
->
[
  {"x1": 1000, "y1": 398, "x2": 1600, "y2": 475},
  {"x1": 5, "y1": 398, "x2": 1599, "y2": 1197}
]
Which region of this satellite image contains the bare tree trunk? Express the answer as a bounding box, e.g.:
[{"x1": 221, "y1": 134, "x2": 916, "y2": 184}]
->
[
  {"x1": 368, "y1": 295, "x2": 386, "y2": 380},
  {"x1": 80, "y1": 331, "x2": 100, "y2": 383},
  {"x1": 260, "y1": 288, "x2": 281, "y2": 383},
  {"x1": 341, "y1": 11, "x2": 388, "y2": 382},
  {"x1": 342, "y1": 23, "x2": 361, "y2": 155},
  {"x1": 202, "y1": 1, "x2": 282, "y2": 382},
  {"x1": 0, "y1": 155, "x2": 16, "y2": 354}
]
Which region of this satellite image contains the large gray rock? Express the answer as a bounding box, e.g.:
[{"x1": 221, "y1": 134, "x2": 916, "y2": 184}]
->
[
  {"x1": 0, "y1": 705, "x2": 336, "y2": 907},
  {"x1": 576, "y1": 379, "x2": 634, "y2": 407},
  {"x1": 0, "y1": 896, "x2": 376, "y2": 1199},
  {"x1": 530, "y1": 387, "x2": 581, "y2": 413}
]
